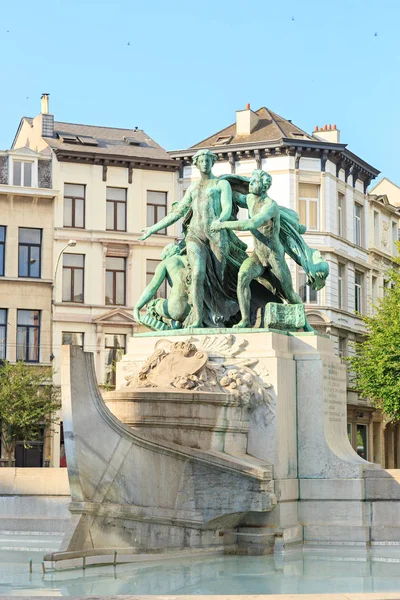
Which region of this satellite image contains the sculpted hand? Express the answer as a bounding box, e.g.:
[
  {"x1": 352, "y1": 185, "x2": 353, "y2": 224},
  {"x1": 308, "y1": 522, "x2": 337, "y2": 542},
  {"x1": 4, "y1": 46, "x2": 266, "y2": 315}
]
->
[
  {"x1": 210, "y1": 220, "x2": 223, "y2": 233},
  {"x1": 133, "y1": 307, "x2": 142, "y2": 323},
  {"x1": 138, "y1": 227, "x2": 152, "y2": 241}
]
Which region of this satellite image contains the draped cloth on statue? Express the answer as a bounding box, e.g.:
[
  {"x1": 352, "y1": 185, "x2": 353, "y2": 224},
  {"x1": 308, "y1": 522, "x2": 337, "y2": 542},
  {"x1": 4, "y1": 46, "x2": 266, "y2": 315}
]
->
[
  {"x1": 221, "y1": 175, "x2": 329, "y2": 293},
  {"x1": 181, "y1": 205, "x2": 279, "y2": 328}
]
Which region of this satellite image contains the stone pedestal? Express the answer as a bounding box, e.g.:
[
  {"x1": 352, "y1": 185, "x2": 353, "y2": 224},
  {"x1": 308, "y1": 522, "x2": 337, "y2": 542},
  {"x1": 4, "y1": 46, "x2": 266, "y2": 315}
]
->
[{"x1": 56, "y1": 329, "x2": 393, "y2": 565}]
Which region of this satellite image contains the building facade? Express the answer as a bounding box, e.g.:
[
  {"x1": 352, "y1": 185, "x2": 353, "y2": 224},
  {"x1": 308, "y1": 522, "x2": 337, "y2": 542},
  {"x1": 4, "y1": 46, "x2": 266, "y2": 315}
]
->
[
  {"x1": 0, "y1": 146, "x2": 57, "y2": 466},
  {"x1": 3, "y1": 95, "x2": 180, "y2": 466},
  {"x1": 170, "y1": 105, "x2": 400, "y2": 467}
]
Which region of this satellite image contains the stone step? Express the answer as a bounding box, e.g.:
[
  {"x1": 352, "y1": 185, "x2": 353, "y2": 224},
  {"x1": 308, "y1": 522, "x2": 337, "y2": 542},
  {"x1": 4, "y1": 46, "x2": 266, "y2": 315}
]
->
[
  {"x1": 365, "y1": 469, "x2": 400, "y2": 500},
  {"x1": 0, "y1": 516, "x2": 69, "y2": 534}
]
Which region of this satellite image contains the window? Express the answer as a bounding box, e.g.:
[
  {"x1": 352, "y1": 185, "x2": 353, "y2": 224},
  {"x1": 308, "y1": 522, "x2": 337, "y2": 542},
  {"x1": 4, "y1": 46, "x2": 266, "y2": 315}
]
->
[
  {"x1": 106, "y1": 187, "x2": 127, "y2": 231},
  {"x1": 62, "y1": 332, "x2": 84, "y2": 348},
  {"x1": 347, "y1": 423, "x2": 353, "y2": 444},
  {"x1": 63, "y1": 184, "x2": 85, "y2": 228},
  {"x1": 16, "y1": 310, "x2": 40, "y2": 362},
  {"x1": 338, "y1": 263, "x2": 345, "y2": 309},
  {"x1": 338, "y1": 192, "x2": 344, "y2": 237},
  {"x1": 338, "y1": 336, "x2": 347, "y2": 360},
  {"x1": 0, "y1": 309, "x2": 6, "y2": 360},
  {"x1": 356, "y1": 423, "x2": 368, "y2": 459},
  {"x1": 62, "y1": 254, "x2": 84, "y2": 302},
  {"x1": 383, "y1": 279, "x2": 389, "y2": 297},
  {"x1": 105, "y1": 257, "x2": 126, "y2": 305},
  {"x1": 355, "y1": 271, "x2": 362, "y2": 312},
  {"x1": 147, "y1": 191, "x2": 167, "y2": 235},
  {"x1": 392, "y1": 222, "x2": 398, "y2": 254},
  {"x1": 0, "y1": 226, "x2": 5, "y2": 276},
  {"x1": 372, "y1": 275, "x2": 378, "y2": 305},
  {"x1": 146, "y1": 259, "x2": 168, "y2": 299},
  {"x1": 13, "y1": 161, "x2": 32, "y2": 187},
  {"x1": 18, "y1": 228, "x2": 41, "y2": 278},
  {"x1": 298, "y1": 270, "x2": 317, "y2": 304},
  {"x1": 104, "y1": 334, "x2": 126, "y2": 386},
  {"x1": 354, "y1": 203, "x2": 362, "y2": 246},
  {"x1": 298, "y1": 184, "x2": 319, "y2": 231},
  {"x1": 373, "y1": 211, "x2": 379, "y2": 247}
]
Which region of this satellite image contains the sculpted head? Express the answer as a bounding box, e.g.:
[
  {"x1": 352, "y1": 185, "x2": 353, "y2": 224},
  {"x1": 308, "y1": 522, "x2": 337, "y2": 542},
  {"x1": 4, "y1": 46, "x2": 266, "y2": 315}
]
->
[
  {"x1": 249, "y1": 170, "x2": 272, "y2": 196},
  {"x1": 161, "y1": 243, "x2": 181, "y2": 260},
  {"x1": 192, "y1": 149, "x2": 217, "y2": 174}
]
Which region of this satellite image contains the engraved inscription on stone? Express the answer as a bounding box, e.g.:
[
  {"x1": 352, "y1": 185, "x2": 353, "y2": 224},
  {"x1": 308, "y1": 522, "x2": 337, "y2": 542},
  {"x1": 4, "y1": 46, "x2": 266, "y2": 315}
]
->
[{"x1": 322, "y1": 361, "x2": 347, "y2": 424}]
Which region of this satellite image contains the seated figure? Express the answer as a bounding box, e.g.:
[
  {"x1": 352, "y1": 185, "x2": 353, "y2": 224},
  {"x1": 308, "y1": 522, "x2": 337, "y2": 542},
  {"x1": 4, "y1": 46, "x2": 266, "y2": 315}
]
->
[{"x1": 134, "y1": 243, "x2": 189, "y2": 330}]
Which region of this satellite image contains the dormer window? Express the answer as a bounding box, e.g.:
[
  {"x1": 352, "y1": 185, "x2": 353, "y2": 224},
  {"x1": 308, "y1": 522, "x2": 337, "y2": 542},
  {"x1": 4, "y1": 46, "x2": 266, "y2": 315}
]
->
[
  {"x1": 123, "y1": 136, "x2": 140, "y2": 146},
  {"x1": 77, "y1": 136, "x2": 98, "y2": 146},
  {"x1": 213, "y1": 135, "x2": 233, "y2": 146},
  {"x1": 58, "y1": 134, "x2": 79, "y2": 144},
  {"x1": 13, "y1": 160, "x2": 32, "y2": 187}
]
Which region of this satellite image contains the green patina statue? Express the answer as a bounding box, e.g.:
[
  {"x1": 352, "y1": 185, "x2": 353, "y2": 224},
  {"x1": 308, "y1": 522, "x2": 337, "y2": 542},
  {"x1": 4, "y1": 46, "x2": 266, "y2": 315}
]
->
[
  {"x1": 133, "y1": 243, "x2": 189, "y2": 330},
  {"x1": 210, "y1": 170, "x2": 317, "y2": 332},
  {"x1": 137, "y1": 149, "x2": 329, "y2": 332}
]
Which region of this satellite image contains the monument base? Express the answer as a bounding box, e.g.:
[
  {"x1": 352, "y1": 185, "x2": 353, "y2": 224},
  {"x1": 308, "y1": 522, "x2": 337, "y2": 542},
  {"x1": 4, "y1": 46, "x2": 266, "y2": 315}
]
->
[{"x1": 54, "y1": 330, "x2": 397, "y2": 566}]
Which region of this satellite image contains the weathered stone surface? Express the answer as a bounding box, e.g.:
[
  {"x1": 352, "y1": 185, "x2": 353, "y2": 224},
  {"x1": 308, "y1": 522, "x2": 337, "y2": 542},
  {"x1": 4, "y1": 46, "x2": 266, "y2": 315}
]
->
[
  {"x1": 292, "y1": 333, "x2": 378, "y2": 479},
  {"x1": 38, "y1": 158, "x2": 52, "y2": 188},
  {"x1": 300, "y1": 478, "x2": 365, "y2": 501},
  {"x1": 60, "y1": 345, "x2": 276, "y2": 555},
  {"x1": 61, "y1": 330, "x2": 400, "y2": 558},
  {"x1": 0, "y1": 156, "x2": 8, "y2": 184}
]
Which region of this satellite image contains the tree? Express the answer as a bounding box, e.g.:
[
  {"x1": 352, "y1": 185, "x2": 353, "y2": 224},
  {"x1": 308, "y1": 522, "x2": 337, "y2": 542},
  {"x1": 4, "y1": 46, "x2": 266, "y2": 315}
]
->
[
  {"x1": 0, "y1": 361, "x2": 61, "y2": 466},
  {"x1": 348, "y1": 253, "x2": 400, "y2": 421}
]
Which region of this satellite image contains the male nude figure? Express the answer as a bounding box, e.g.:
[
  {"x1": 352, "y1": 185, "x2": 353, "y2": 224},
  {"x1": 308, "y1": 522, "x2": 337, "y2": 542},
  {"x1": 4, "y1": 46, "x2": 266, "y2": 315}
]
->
[
  {"x1": 134, "y1": 243, "x2": 189, "y2": 328},
  {"x1": 139, "y1": 149, "x2": 233, "y2": 327},
  {"x1": 211, "y1": 170, "x2": 314, "y2": 331}
]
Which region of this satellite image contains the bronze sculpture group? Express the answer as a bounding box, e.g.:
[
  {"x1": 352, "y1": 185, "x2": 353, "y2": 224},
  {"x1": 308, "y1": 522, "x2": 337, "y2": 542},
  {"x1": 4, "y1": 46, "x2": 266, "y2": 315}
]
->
[{"x1": 135, "y1": 149, "x2": 329, "y2": 332}]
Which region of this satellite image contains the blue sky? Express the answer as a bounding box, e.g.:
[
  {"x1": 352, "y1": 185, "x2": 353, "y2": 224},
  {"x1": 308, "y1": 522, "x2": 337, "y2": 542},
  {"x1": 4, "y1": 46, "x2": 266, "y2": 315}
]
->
[{"x1": 0, "y1": 0, "x2": 399, "y2": 183}]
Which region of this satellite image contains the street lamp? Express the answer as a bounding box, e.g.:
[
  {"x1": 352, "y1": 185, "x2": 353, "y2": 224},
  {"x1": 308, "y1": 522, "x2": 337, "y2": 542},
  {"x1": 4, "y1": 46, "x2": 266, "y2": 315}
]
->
[
  {"x1": 53, "y1": 240, "x2": 77, "y2": 288},
  {"x1": 50, "y1": 240, "x2": 77, "y2": 356},
  {"x1": 50, "y1": 239, "x2": 77, "y2": 468}
]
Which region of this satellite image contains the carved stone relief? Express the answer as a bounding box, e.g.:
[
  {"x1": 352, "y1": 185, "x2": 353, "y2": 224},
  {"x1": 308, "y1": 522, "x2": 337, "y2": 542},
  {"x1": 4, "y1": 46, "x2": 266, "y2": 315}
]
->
[{"x1": 122, "y1": 334, "x2": 275, "y2": 420}]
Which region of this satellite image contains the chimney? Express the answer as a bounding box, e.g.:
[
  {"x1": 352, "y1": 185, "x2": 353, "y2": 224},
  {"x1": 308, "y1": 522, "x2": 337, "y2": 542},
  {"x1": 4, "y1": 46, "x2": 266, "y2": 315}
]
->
[
  {"x1": 312, "y1": 124, "x2": 340, "y2": 143},
  {"x1": 41, "y1": 93, "x2": 50, "y2": 114},
  {"x1": 236, "y1": 103, "x2": 259, "y2": 136},
  {"x1": 39, "y1": 93, "x2": 54, "y2": 138}
]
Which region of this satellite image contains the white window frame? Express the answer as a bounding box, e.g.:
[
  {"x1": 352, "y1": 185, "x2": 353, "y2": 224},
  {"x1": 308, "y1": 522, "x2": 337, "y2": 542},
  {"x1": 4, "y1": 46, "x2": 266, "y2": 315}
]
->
[
  {"x1": 338, "y1": 263, "x2": 345, "y2": 309},
  {"x1": 8, "y1": 155, "x2": 38, "y2": 188},
  {"x1": 338, "y1": 192, "x2": 345, "y2": 237},
  {"x1": 354, "y1": 203, "x2": 362, "y2": 246},
  {"x1": 371, "y1": 275, "x2": 378, "y2": 305},
  {"x1": 355, "y1": 271, "x2": 362, "y2": 312},
  {"x1": 373, "y1": 211, "x2": 379, "y2": 248},
  {"x1": 299, "y1": 185, "x2": 319, "y2": 231}
]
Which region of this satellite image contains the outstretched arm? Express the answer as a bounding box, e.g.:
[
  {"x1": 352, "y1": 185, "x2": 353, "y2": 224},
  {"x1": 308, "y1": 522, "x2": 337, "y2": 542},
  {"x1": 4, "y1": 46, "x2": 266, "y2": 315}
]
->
[
  {"x1": 139, "y1": 189, "x2": 193, "y2": 240},
  {"x1": 211, "y1": 200, "x2": 277, "y2": 232},
  {"x1": 133, "y1": 263, "x2": 167, "y2": 322}
]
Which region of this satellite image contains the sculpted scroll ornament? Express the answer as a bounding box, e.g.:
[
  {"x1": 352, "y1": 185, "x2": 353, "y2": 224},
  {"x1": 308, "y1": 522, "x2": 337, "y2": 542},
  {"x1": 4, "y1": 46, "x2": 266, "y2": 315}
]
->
[{"x1": 123, "y1": 335, "x2": 275, "y2": 422}]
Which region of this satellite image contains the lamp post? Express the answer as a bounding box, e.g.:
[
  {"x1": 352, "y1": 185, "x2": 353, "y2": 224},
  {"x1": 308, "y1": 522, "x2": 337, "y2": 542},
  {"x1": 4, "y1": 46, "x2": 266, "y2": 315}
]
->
[
  {"x1": 49, "y1": 239, "x2": 77, "y2": 468},
  {"x1": 51, "y1": 239, "x2": 77, "y2": 353},
  {"x1": 53, "y1": 239, "x2": 77, "y2": 295}
]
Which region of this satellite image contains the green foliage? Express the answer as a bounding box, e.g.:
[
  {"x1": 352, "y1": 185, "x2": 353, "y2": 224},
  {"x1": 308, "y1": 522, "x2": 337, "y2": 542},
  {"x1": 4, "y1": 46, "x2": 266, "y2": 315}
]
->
[
  {"x1": 348, "y1": 249, "x2": 400, "y2": 421},
  {"x1": 0, "y1": 361, "x2": 61, "y2": 465}
]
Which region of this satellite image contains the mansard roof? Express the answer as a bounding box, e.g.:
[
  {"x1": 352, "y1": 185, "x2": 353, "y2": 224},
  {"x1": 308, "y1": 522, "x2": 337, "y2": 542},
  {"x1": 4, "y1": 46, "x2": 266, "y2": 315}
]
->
[
  {"x1": 191, "y1": 107, "x2": 314, "y2": 148},
  {"x1": 12, "y1": 116, "x2": 177, "y2": 171}
]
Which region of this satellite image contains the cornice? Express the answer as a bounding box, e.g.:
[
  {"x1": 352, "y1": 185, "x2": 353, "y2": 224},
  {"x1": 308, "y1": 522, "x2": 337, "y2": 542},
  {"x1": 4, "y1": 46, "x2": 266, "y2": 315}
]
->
[
  {"x1": 170, "y1": 140, "x2": 379, "y2": 188},
  {"x1": 53, "y1": 149, "x2": 179, "y2": 174}
]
